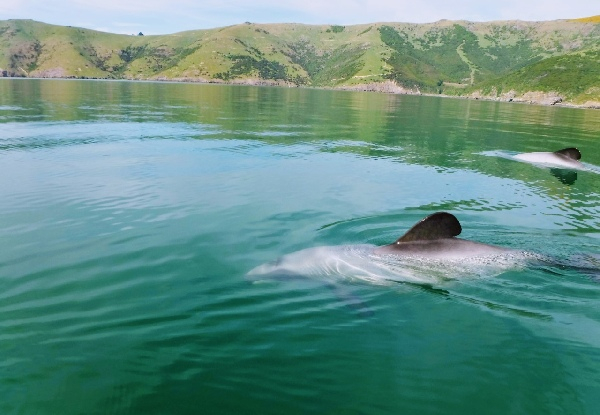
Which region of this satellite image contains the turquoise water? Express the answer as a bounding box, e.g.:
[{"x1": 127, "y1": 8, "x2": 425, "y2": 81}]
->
[{"x1": 1, "y1": 79, "x2": 600, "y2": 414}]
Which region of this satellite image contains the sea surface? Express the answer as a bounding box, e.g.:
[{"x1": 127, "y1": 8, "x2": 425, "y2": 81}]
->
[{"x1": 1, "y1": 79, "x2": 600, "y2": 414}]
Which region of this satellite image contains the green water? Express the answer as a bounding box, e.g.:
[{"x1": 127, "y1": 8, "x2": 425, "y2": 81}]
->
[{"x1": 1, "y1": 79, "x2": 600, "y2": 414}]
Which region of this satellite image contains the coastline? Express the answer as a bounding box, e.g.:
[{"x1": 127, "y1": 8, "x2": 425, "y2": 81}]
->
[{"x1": 2, "y1": 75, "x2": 599, "y2": 110}]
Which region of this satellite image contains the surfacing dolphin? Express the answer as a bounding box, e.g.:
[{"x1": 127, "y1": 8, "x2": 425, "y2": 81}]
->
[
  {"x1": 247, "y1": 212, "x2": 540, "y2": 285},
  {"x1": 513, "y1": 147, "x2": 583, "y2": 170}
]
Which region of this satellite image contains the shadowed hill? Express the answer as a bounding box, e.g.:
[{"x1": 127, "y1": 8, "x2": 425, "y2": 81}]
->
[{"x1": 1, "y1": 18, "x2": 599, "y2": 106}]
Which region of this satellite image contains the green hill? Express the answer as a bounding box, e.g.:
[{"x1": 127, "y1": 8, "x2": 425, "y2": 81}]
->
[
  {"x1": 1, "y1": 18, "x2": 599, "y2": 106},
  {"x1": 463, "y1": 47, "x2": 600, "y2": 105}
]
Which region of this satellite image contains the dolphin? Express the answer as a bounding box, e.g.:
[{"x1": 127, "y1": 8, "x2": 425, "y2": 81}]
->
[
  {"x1": 513, "y1": 147, "x2": 583, "y2": 170},
  {"x1": 247, "y1": 212, "x2": 538, "y2": 285}
]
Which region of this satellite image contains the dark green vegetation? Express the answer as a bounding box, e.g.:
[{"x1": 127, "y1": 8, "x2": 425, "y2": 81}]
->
[
  {"x1": 476, "y1": 49, "x2": 600, "y2": 97},
  {"x1": 1, "y1": 18, "x2": 599, "y2": 104}
]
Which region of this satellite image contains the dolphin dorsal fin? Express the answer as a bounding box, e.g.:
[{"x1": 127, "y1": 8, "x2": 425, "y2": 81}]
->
[
  {"x1": 396, "y1": 212, "x2": 462, "y2": 243},
  {"x1": 554, "y1": 147, "x2": 581, "y2": 160}
]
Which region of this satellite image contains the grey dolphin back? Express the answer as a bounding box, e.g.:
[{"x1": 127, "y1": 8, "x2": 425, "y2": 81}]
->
[
  {"x1": 554, "y1": 147, "x2": 581, "y2": 160},
  {"x1": 395, "y1": 212, "x2": 462, "y2": 243}
]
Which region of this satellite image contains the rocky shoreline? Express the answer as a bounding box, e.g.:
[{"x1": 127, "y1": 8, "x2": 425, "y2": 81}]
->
[{"x1": 337, "y1": 80, "x2": 600, "y2": 109}]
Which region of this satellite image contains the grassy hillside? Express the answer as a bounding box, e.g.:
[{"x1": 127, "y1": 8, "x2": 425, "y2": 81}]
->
[
  {"x1": 464, "y1": 47, "x2": 600, "y2": 104},
  {"x1": 571, "y1": 15, "x2": 600, "y2": 23},
  {"x1": 1, "y1": 18, "x2": 599, "y2": 105}
]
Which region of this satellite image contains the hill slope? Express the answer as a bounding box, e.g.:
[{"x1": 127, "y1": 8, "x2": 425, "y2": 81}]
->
[{"x1": 1, "y1": 18, "x2": 599, "y2": 105}]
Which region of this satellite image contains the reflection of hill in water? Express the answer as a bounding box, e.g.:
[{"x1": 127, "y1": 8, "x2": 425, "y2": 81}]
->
[{"x1": 2, "y1": 79, "x2": 600, "y2": 218}]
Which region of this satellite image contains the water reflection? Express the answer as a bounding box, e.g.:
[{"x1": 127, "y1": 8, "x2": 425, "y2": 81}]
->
[
  {"x1": 550, "y1": 168, "x2": 578, "y2": 185},
  {"x1": 2, "y1": 79, "x2": 600, "y2": 415}
]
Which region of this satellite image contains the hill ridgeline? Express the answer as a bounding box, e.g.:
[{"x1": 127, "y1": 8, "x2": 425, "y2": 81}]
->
[{"x1": 1, "y1": 18, "x2": 599, "y2": 107}]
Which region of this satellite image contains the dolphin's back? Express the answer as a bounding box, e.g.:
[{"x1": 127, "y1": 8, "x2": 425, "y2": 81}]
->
[
  {"x1": 375, "y1": 238, "x2": 508, "y2": 259},
  {"x1": 375, "y1": 212, "x2": 508, "y2": 258},
  {"x1": 513, "y1": 147, "x2": 583, "y2": 169},
  {"x1": 247, "y1": 212, "x2": 529, "y2": 284},
  {"x1": 554, "y1": 147, "x2": 581, "y2": 160}
]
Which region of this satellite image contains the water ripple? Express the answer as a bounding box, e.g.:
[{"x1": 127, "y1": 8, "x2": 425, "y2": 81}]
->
[{"x1": 2, "y1": 80, "x2": 600, "y2": 415}]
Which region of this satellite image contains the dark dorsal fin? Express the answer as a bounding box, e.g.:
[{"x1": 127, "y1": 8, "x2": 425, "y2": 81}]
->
[
  {"x1": 554, "y1": 147, "x2": 581, "y2": 160},
  {"x1": 396, "y1": 212, "x2": 462, "y2": 243}
]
